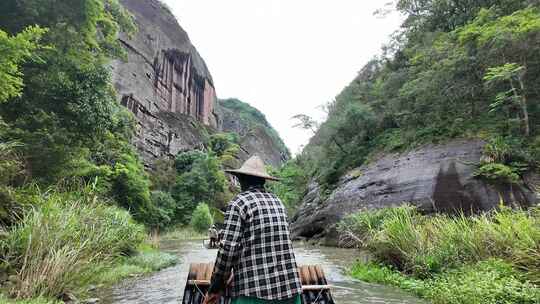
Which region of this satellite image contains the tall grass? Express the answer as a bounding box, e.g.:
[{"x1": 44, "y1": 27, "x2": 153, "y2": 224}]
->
[
  {"x1": 339, "y1": 206, "x2": 540, "y2": 281},
  {"x1": 163, "y1": 226, "x2": 206, "y2": 241},
  {"x1": 0, "y1": 294, "x2": 61, "y2": 304},
  {"x1": 350, "y1": 259, "x2": 540, "y2": 304},
  {"x1": 0, "y1": 187, "x2": 145, "y2": 299}
]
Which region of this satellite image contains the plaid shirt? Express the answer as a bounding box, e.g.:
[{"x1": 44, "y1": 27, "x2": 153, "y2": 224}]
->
[{"x1": 208, "y1": 187, "x2": 302, "y2": 300}]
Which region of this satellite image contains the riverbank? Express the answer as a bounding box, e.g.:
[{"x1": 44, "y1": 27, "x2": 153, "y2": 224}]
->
[
  {"x1": 162, "y1": 227, "x2": 206, "y2": 241},
  {"x1": 340, "y1": 206, "x2": 540, "y2": 304},
  {"x1": 0, "y1": 242, "x2": 177, "y2": 304},
  {"x1": 0, "y1": 186, "x2": 184, "y2": 304}
]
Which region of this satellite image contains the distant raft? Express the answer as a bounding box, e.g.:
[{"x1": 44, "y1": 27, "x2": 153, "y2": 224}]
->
[
  {"x1": 182, "y1": 263, "x2": 335, "y2": 304},
  {"x1": 202, "y1": 239, "x2": 219, "y2": 249}
]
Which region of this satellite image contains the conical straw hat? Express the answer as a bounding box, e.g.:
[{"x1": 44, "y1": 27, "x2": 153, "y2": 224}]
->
[{"x1": 225, "y1": 155, "x2": 279, "y2": 181}]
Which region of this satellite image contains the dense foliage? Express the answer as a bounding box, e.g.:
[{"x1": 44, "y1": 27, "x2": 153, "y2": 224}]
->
[
  {"x1": 0, "y1": 1, "x2": 182, "y2": 301},
  {"x1": 171, "y1": 150, "x2": 228, "y2": 224},
  {"x1": 0, "y1": 26, "x2": 46, "y2": 103},
  {"x1": 268, "y1": 159, "x2": 309, "y2": 214},
  {"x1": 341, "y1": 206, "x2": 540, "y2": 303},
  {"x1": 0, "y1": 186, "x2": 145, "y2": 298},
  {"x1": 0, "y1": 0, "x2": 170, "y2": 228},
  {"x1": 351, "y1": 259, "x2": 539, "y2": 304},
  {"x1": 301, "y1": 1, "x2": 540, "y2": 189},
  {"x1": 190, "y1": 203, "x2": 214, "y2": 233},
  {"x1": 148, "y1": 133, "x2": 240, "y2": 228}
]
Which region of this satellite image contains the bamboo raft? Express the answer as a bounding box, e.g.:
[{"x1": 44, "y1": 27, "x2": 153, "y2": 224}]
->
[
  {"x1": 182, "y1": 263, "x2": 335, "y2": 304},
  {"x1": 202, "y1": 239, "x2": 219, "y2": 249}
]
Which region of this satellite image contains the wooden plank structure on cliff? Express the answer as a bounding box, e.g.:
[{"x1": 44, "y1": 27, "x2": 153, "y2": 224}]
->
[{"x1": 182, "y1": 263, "x2": 335, "y2": 304}]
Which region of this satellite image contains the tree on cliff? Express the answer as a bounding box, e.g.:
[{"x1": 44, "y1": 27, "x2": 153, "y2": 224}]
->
[
  {"x1": 298, "y1": 0, "x2": 540, "y2": 190},
  {"x1": 0, "y1": 1, "x2": 167, "y2": 227},
  {"x1": 0, "y1": 0, "x2": 137, "y2": 182}
]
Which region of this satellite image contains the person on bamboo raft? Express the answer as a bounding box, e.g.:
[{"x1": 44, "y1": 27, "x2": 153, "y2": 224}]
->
[{"x1": 203, "y1": 156, "x2": 302, "y2": 304}]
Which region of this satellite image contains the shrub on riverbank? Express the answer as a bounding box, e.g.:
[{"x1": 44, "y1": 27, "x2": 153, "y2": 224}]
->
[
  {"x1": 0, "y1": 186, "x2": 145, "y2": 299},
  {"x1": 190, "y1": 203, "x2": 213, "y2": 233},
  {"x1": 341, "y1": 206, "x2": 540, "y2": 303},
  {"x1": 351, "y1": 260, "x2": 540, "y2": 304},
  {"x1": 95, "y1": 245, "x2": 177, "y2": 285},
  {"x1": 0, "y1": 294, "x2": 61, "y2": 304},
  {"x1": 162, "y1": 227, "x2": 207, "y2": 241},
  {"x1": 340, "y1": 206, "x2": 540, "y2": 279}
]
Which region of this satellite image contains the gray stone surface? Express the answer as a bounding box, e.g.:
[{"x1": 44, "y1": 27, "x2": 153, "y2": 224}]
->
[
  {"x1": 112, "y1": 0, "x2": 218, "y2": 166},
  {"x1": 111, "y1": 0, "x2": 288, "y2": 168},
  {"x1": 290, "y1": 139, "x2": 538, "y2": 246}
]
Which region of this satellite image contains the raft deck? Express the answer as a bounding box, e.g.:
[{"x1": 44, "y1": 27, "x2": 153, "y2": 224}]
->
[{"x1": 182, "y1": 263, "x2": 335, "y2": 304}]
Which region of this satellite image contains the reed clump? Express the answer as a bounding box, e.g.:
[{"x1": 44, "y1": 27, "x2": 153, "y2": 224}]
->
[
  {"x1": 340, "y1": 205, "x2": 540, "y2": 281},
  {"x1": 0, "y1": 186, "x2": 145, "y2": 299},
  {"x1": 342, "y1": 206, "x2": 540, "y2": 303}
]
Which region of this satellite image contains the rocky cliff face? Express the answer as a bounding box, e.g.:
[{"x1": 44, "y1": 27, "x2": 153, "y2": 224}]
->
[
  {"x1": 112, "y1": 0, "x2": 219, "y2": 165},
  {"x1": 290, "y1": 139, "x2": 538, "y2": 246},
  {"x1": 220, "y1": 99, "x2": 289, "y2": 167},
  {"x1": 112, "y1": 1, "x2": 288, "y2": 168}
]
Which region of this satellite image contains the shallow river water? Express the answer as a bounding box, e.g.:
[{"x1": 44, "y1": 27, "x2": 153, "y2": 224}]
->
[{"x1": 101, "y1": 239, "x2": 425, "y2": 304}]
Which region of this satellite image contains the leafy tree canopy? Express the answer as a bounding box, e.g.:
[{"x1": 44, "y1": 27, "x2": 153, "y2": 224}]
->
[{"x1": 0, "y1": 26, "x2": 46, "y2": 103}]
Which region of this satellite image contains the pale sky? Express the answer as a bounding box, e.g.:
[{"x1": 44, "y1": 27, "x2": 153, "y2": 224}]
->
[{"x1": 163, "y1": 0, "x2": 403, "y2": 155}]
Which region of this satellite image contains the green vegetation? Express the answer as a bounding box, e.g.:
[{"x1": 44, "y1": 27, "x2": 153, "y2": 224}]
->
[
  {"x1": 146, "y1": 133, "x2": 240, "y2": 230},
  {"x1": 351, "y1": 260, "x2": 539, "y2": 304},
  {"x1": 299, "y1": 1, "x2": 540, "y2": 190},
  {"x1": 220, "y1": 98, "x2": 290, "y2": 159},
  {"x1": 268, "y1": 159, "x2": 309, "y2": 214},
  {"x1": 170, "y1": 150, "x2": 229, "y2": 225},
  {"x1": 0, "y1": 186, "x2": 145, "y2": 298},
  {"x1": 0, "y1": 0, "x2": 163, "y2": 226},
  {"x1": 0, "y1": 26, "x2": 46, "y2": 103},
  {"x1": 190, "y1": 203, "x2": 213, "y2": 233},
  {"x1": 0, "y1": 295, "x2": 61, "y2": 304},
  {"x1": 209, "y1": 132, "x2": 240, "y2": 167},
  {"x1": 96, "y1": 246, "x2": 177, "y2": 285},
  {"x1": 162, "y1": 227, "x2": 207, "y2": 241},
  {"x1": 0, "y1": 1, "x2": 184, "y2": 302},
  {"x1": 340, "y1": 206, "x2": 540, "y2": 303}
]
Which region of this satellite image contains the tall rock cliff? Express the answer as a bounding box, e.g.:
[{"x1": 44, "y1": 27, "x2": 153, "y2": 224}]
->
[
  {"x1": 112, "y1": 0, "x2": 288, "y2": 168},
  {"x1": 220, "y1": 98, "x2": 290, "y2": 167},
  {"x1": 112, "y1": 0, "x2": 219, "y2": 165}
]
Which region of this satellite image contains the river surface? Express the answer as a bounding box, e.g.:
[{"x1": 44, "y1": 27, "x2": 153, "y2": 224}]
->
[{"x1": 101, "y1": 239, "x2": 425, "y2": 304}]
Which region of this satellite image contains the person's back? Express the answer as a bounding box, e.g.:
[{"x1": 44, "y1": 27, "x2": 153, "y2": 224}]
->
[
  {"x1": 204, "y1": 156, "x2": 302, "y2": 304},
  {"x1": 227, "y1": 188, "x2": 301, "y2": 299}
]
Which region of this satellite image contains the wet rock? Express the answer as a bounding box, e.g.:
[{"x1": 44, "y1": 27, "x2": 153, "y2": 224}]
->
[
  {"x1": 87, "y1": 285, "x2": 97, "y2": 292},
  {"x1": 83, "y1": 298, "x2": 100, "y2": 304},
  {"x1": 290, "y1": 139, "x2": 538, "y2": 245}
]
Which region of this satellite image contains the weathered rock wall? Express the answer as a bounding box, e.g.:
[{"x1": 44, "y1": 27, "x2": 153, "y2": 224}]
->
[
  {"x1": 112, "y1": 0, "x2": 218, "y2": 165},
  {"x1": 290, "y1": 139, "x2": 538, "y2": 246},
  {"x1": 112, "y1": 0, "x2": 290, "y2": 168}
]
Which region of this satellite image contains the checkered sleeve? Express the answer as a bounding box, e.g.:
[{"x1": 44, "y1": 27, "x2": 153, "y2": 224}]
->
[{"x1": 208, "y1": 198, "x2": 245, "y2": 294}]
